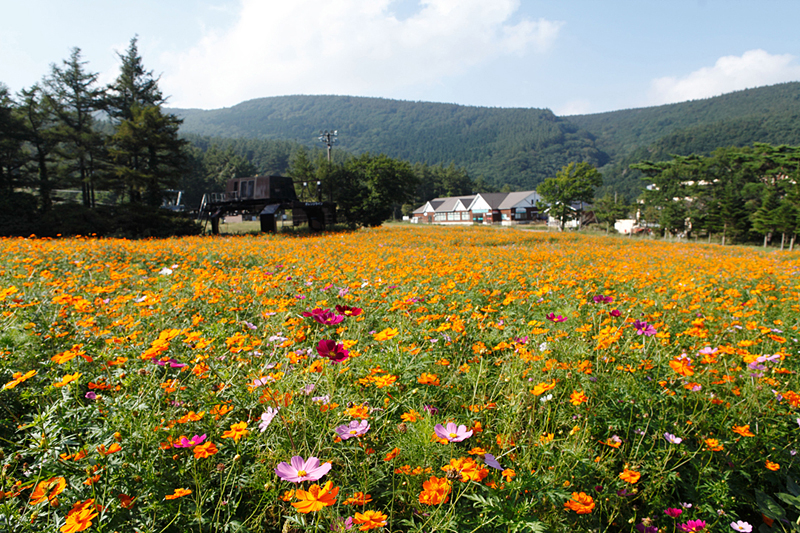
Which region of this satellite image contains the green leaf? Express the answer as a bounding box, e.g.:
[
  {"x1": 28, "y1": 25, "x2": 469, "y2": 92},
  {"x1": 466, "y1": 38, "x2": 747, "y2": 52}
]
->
[
  {"x1": 777, "y1": 492, "x2": 800, "y2": 512},
  {"x1": 756, "y1": 489, "x2": 787, "y2": 520}
]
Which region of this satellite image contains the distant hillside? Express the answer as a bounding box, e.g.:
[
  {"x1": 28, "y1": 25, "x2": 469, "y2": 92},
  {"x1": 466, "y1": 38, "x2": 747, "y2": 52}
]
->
[
  {"x1": 569, "y1": 82, "x2": 800, "y2": 196},
  {"x1": 172, "y1": 83, "x2": 800, "y2": 200},
  {"x1": 172, "y1": 95, "x2": 608, "y2": 191}
]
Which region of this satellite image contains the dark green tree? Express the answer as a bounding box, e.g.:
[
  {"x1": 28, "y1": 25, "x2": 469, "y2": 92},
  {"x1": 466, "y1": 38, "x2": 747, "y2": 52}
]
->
[
  {"x1": 109, "y1": 105, "x2": 188, "y2": 206},
  {"x1": 593, "y1": 192, "x2": 629, "y2": 233},
  {"x1": 337, "y1": 153, "x2": 418, "y2": 228},
  {"x1": 537, "y1": 162, "x2": 602, "y2": 230},
  {"x1": 44, "y1": 48, "x2": 105, "y2": 207},
  {"x1": 105, "y1": 36, "x2": 164, "y2": 122},
  {"x1": 17, "y1": 84, "x2": 60, "y2": 211},
  {"x1": 0, "y1": 84, "x2": 26, "y2": 196}
]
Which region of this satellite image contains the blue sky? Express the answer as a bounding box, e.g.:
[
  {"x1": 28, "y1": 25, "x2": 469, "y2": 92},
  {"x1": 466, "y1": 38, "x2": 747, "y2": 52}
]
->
[{"x1": 3, "y1": 0, "x2": 800, "y2": 115}]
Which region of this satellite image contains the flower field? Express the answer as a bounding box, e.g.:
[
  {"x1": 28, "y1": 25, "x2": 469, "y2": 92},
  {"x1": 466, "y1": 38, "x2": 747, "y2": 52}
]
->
[{"x1": 1, "y1": 226, "x2": 799, "y2": 533}]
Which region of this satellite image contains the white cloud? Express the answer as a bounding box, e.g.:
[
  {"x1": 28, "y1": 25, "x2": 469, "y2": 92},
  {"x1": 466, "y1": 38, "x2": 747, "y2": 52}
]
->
[
  {"x1": 161, "y1": 0, "x2": 562, "y2": 109},
  {"x1": 554, "y1": 99, "x2": 593, "y2": 116},
  {"x1": 649, "y1": 49, "x2": 800, "y2": 105}
]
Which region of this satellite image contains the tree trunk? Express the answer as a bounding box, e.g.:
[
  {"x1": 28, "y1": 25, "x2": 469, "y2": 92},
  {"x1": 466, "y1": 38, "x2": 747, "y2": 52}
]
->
[{"x1": 780, "y1": 232, "x2": 786, "y2": 251}]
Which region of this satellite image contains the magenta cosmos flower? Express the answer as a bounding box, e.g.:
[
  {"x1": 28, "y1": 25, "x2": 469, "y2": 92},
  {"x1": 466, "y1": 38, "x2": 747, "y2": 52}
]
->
[
  {"x1": 275, "y1": 455, "x2": 331, "y2": 483},
  {"x1": 678, "y1": 519, "x2": 706, "y2": 532},
  {"x1": 173, "y1": 434, "x2": 207, "y2": 448},
  {"x1": 335, "y1": 420, "x2": 370, "y2": 440},
  {"x1": 303, "y1": 308, "x2": 345, "y2": 326},
  {"x1": 317, "y1": 339, "x2": 350, "y2": 363},
  {"x1": 434, "y1": 422, "x2": 473, "y2": 443},
  {"x1": 335, "y1": 304, "x2": 362, "y2": 317},
  {"x1": 546, "y1": 312, "x2": 567, "y2": 323}
]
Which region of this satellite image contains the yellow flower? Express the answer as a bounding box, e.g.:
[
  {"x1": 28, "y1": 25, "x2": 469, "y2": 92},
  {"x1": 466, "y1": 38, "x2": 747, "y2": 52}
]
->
[
  {"x1": 221, "y1": 421, "x2": 249, "y2": 442},
  {"x1": 352, "y1": 510, "x2": 388, "y2": 530},
  {"x1": 619, "y1": 468, "x2": 641, "y2": 483},
  {"x1": 373, "y1": 328, "x2": 399, "y2": 341},
  {"x1": 531, "y1": 381, "x2": 556, "y2": 396}
]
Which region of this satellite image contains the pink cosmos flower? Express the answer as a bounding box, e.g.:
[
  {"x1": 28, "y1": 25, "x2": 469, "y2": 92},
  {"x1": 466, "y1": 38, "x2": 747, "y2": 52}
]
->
[
  {"x1": 633, "y1": 320, "x2": 657, "y2": 336},
  {"x1": 678, "y1": 519, "x2": 706, "y2": 532},
  {"x1": 610, "y1": 309, "x2": 621, "y2": 317},
  {"x1": 730, "y1": 521, "x2": 752, "y2": 532},
  {"x1": 317, "y1": 340, "x2": 350, "y2": 363},
  {"x1": 174, "y1": 434, "x2": 207, "y2": 448},
  {"x1": 664, "y1": 433, "x2": 683, "y2": 444},
  {"x1": 434, "y1": 422, "x2": 473, "y2": 443},
  {"x1": 335, "y1": 420, "x2": 370, "y2": 440},
  {"x1": 546, "y1": 313, "x2": 567, "y2": 323},
  {"x1": 275, "y1": 455, "x2": 332, "y2": 483},
  {"x1": 664, "y1": 508, "x2": 683, "y2": 518},
  {"x1": 259, "y1": 407, "x2": 279, "y2": 432},
  {"x1": 593, "y1": 295, "x2": 614, "y2": 304}
]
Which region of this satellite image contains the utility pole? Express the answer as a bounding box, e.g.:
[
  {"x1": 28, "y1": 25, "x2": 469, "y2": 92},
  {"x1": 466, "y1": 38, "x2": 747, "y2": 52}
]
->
[{"x1": 318, "y1": 130, "x2": 337, "y2": 162}]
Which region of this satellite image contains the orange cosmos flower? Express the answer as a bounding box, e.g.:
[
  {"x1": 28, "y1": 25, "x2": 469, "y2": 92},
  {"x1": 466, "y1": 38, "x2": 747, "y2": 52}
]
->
[
  {"x1": 570, "y1": 390, "x2": 588, "y2": 406},
  {"x1": 54, "y1": 372, "x2": 82, "y2": 388},
  {"x1": 401, "y1": 410, "x2": 422, "y2": 423},
  {"x1": 30, "y1": 476, "x2": 67, "y2": 505},
  {"x1": 60, "y1": 500, "x2": 100, "y2": 533},
  {"x1": 669, "y1": 358, "x2": 694, "y2": 377},
  {"x1": 531, "y1": 381, "x2": 556, "y2": 396},
  {"x1": 418, "y1": 476, "x2": 451, "y2": 505},
  {"x1": 352, "y1": 510, "x2": 388, "y2": 530},
  {"x1": 291, "y1": 481, "x2": 339, "y2": 513},
  {"x1": 118, "y1": 493, "x2": 135, "y2": 509},
  {"x1": 373, "y1": 328, "x2": 399, "y2": 341},
  {"x1": 732, "y1": 425, "x2": 755, "y2": 437},
  {"x1": 372, "y1": 374, "x2": 397, "y2": 388},
  {"x1": 3, "y1": 369, "x2": 37, "y2": 390},
  {"x1": 619, "y1": 468, "x2": 641, "y2": 483},
  {"x1": 165, "y1": 488, "x2": 192, "y2": 500},
  {"x1": 343, "y1": 492, "x2": 373, "y2": 505},
  {"x1": 279, "y1": 489, "x2": 295, "y2": 502},
  {"x1": 564, "y1": 492, "x2": 595, "y2": 514},
  {"x1": 765, "y1": 460, "x2": 780, "y2": 471},
  {"x1": 97, "y1": 443, "x2": 122, "y2": 456},
  {"x1": 221, "y1": 421, "x2": 249, "y2": 442},
  {"x1": 704, "y1": 438, "x2": 724, "y2": 452},
  {"x1": 441, "y1": 457, "x2": 488, "y2": 483},
  {"x1": 417, "y1": 373, "x2": 440, "y2": 386},
  {"x1": 345, "y1": 404, "x2": 370, "y2": 419},
  {"x1": 384, "y1": 447, "x2": 400, "y2": 461},
  {"x1": 501, "y1": 468, "x2": 517, "y2": 482},
  {"x1": 194, "y1": 441, "x2": 218, "y2": 459}
]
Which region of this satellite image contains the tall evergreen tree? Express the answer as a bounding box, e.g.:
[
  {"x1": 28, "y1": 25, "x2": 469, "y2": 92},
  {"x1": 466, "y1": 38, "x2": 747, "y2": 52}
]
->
[
  {"x1": 17, "y1": 84, "x2": 60, "y2": 211},
  {"x1": 44, "y1": 48, "x2": 105, "y2": 207},
  {"x1": 0, "y1": 84, "x2": 26, "y2": 195},
  {"x1": 105, "y1": 36, "x2": 164, "y2": 122},
  {"x1": 106, "y1": 37, "x2": 187, "y2": 205}
]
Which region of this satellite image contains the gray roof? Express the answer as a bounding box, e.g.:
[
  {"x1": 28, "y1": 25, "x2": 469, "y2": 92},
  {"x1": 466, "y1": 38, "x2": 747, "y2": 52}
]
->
[
  {"x1": 434, "y1": 195, "x2": 474, "y2": 212},
  {"x1": 498, "y1": 191, "x2": 539, "y2": 210}
]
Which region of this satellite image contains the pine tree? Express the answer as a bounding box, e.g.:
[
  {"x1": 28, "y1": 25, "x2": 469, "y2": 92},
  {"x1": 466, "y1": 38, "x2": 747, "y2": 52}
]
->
[{"x1": 44, "y1": 48, "x2": 105, "y2": 207}]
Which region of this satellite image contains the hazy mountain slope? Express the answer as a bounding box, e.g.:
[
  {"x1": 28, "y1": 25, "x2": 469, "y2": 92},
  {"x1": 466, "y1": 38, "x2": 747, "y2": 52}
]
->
[
  {"x1": 172, "y1": 83, "x2": 800, "y2": 199},
  {"x1": 172, "y1": 95, "x2": 608, "y2": 190}
]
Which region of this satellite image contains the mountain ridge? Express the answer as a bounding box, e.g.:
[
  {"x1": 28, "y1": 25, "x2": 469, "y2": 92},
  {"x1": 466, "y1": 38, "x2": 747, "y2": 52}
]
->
[{"x1": 171, "y1": 82, "x2": 800, "y2": 198}]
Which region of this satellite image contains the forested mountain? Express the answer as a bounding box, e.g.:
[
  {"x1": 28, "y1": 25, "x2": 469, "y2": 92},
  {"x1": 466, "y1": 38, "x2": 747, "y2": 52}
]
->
[
  {"x1": 570, "y1": 82, "x2": 800, "y2": 197},
  {"x1": 172, "y1": 82, "x2": 800, "y2": 200},
  {"x1": 172, "y1": 96, "x2": 609, "y2": 191}
]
